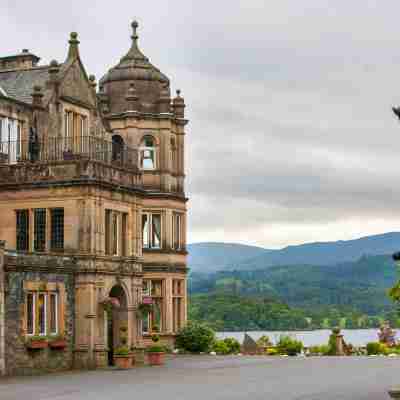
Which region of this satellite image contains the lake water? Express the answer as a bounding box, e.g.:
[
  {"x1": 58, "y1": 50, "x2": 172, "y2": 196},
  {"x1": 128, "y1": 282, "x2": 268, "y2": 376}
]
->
[{"x1": 217, "y1": 329, "x2": 396, "y2": 347}]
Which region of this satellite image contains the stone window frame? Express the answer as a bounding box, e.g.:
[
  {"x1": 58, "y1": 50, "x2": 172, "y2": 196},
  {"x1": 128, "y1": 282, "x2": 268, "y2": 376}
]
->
[
  {"x1": 142, "y1": 212, "x2": 162, "y2": 250},
  {"x1": 63, "y1": 108, "x2": 89, "y2": 151},
  {"x1": 139, "y1": 135, "x2": 157, "y2": 170},
  {"x1": 104, "y1": 209, "x2": 129, "y2": 256},
  {"x1": 172, "y1": 212, "x2": 183, "y2": 251},
  {"x1": 15, "y1": 207, "x2": 65, "y2": 253},
  {"x1": 23, "y1": 281, "x2": 65, "y2": 338},
  {"x1": 172, "y1": 279, "x2": 185, "y2": 333},
  {"x1": 141, "y1": 279, "x2": 164, "y2": 334}
]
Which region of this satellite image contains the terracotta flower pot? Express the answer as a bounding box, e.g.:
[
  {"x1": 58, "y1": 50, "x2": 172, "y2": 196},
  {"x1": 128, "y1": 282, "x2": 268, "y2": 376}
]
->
[
  {"x1": 26, "y1": 340, "x2": 48, "y2": 350},
  {"x1": 147, "y1": 352, "x2": 165, "y2": 366},
  {"x1": 49, "y1": 339, "x2": 67, "y2": 349},
  {"x1": 114, "y1": 355, "x2": 132, "y2": 369}
]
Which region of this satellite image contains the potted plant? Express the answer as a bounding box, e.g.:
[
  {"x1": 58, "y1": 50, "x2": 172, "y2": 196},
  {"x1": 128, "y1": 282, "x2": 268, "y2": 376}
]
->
[
  {"x1": 113, "y1": 346, "x2": 132, "y2": 369},
  {"x1": 49, "y1": 333, "x2": 67, "y2": 349},
  {"x1": 147, "y1": 333, "x2": 165, "y2": 366},
  {"x1": 26, "y1": 335, "x2": 48, "y2": 350}
]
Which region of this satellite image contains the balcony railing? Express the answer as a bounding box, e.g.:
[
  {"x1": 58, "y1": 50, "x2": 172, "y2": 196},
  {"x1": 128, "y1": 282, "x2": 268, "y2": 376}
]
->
[{"x1": 0, "y1": 136, "x2": 139, "y2": 169}]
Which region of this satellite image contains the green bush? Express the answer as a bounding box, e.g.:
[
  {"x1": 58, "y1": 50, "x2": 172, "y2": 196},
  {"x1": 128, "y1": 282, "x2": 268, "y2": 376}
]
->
[
  {"x1": 309, "y1": 345, "x2": 331, "y2": 355},
  {"x1": 212, "y1": 340, "x2": 230, "y2": 355},
  {"x1": 266, "y1": 347, "x2": 278, "y2": 356},
  {"x1": 257, "y1": 335, "x2": 272, "y2": 347},
  {"x1": 114, "y1": 346, "x2": 130, "y2": 356},
  {"x1": 366, "y1": 342, "x2": 388, "y2": 355},
  {"x1": 147, "y1": 345, "x2": 165, "y2": 353},
  {"x1": 175, "y1": 322, "x2": 216, "y2": 353},
  {"x1": 223, "y1": 338, "x2": 241, "y2": 354},
  {"x1": 277, "y1": 335, "x2": 303, "y2": 356}
]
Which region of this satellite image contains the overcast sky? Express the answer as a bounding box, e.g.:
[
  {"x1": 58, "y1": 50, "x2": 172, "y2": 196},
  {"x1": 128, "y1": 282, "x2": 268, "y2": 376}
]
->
[{"x1": 3, "y1": 0, "x2": 400, "y2": 248}]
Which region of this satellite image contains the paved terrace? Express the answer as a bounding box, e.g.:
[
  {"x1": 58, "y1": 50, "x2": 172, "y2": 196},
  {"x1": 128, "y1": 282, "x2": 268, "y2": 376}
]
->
[{"x1": 1, "y1": 355, "x2": 399, "y2": 400}]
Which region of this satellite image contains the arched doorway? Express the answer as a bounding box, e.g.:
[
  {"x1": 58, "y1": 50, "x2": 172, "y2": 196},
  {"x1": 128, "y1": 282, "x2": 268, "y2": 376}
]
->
[
  {"x1": 106, "y1": 284, "x2": 128, "y2": 366},
  {"x1": 112, "y1": 135, "x2": 124, "y2": 164}
]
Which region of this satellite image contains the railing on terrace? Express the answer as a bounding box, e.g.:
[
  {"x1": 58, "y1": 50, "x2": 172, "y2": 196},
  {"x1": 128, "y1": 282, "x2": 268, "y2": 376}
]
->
[{"x1": 0, "y1": 136, "x2": 139, "y2": 169}]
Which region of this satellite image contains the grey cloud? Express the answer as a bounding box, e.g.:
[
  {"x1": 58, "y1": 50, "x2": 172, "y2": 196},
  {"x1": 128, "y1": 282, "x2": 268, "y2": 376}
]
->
[{"x1": 3, "y1": 0, "x2": 400, "y2": 247}]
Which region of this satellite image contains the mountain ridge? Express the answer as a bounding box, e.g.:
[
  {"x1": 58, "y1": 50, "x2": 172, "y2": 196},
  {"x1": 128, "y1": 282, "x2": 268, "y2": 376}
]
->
[{"x1": 188, "y1": 231, "x2": 400, "y2": 273}]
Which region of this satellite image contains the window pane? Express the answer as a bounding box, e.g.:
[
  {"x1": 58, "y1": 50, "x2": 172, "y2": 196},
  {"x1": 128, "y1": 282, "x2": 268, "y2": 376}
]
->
[
  {"x1": 112, "y1": 213, "x2": 118, "y2": 255},
  {"x1": 50, "y1": 293, "x2": 57, "y2": 335},
  {"x1": 142, "y1": 214, "x2": 149, "y2": 248},
  {"x1": 142, "y1": 311, "x2": 149, "y2": 334},
  {"x1": 27, "y1": 293, "x2": 34, "y2": 335},
  {"x1": 151, "y1": 214, "x2": 161, "y2": 248},
  {"x1": 38, "y1": 293, "x2": 46, "y2": 335},
  {"x1": 16, "y1": 210, "x2": 29, "y2": 251},
  {"x1": 122, "y1": 213, "x2": 127, "y2": 256},
  {"x1": 142, "y1": 149, "x2": 155, "y2": 169},
  {"x1": 50, "y1": 208, "x2": 64, "y2": 250},
  {"x1": 34, "y1": 209, "x2": 46, "y2": 252},
  {"x1": 105, "y1": 210, "x2": 111, "y2": 255}
]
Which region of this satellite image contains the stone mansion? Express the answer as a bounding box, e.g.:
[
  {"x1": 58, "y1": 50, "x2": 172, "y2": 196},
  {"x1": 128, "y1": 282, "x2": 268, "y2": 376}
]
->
[{"x1": 0, "y1": 21, "x2": 188, "y2": 375}]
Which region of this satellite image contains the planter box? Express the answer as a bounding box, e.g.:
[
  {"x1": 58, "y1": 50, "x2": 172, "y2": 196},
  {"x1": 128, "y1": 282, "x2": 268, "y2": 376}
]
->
[
  {"x1": 26, "y1": 340, "x2": 48, "y2": 350},
  {"x1": 147, "y1": 352, "x2": 165, "y2": 366},
  {"x1": 114, "y1": 355, "x2": 133, "y2": 370},
  {"x1": 49, "y1": 339, "x2": 67, "y2": 349}
]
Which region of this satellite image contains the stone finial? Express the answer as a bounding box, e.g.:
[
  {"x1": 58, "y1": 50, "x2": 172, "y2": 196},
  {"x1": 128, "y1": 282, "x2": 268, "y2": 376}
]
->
[
  {"x1": 89, "y1": 74, "x2": 97, "y2": 91},
  {"x1": 131, "y1": 20, "x2": 139, "y2": 41},
  {"x1": 173, "y1": 89, "x2": 185, "y2": 118},
  {"x1": 31, "y1": 85, "x2": 44, "y2": 107},
  {"x1": 125, "y1": 82, "x2": 139, "y2": 112},
  {"x1": 48, "y1": 60, "x2": 60, "y2": 85},
  {"x1": 66, "y1": 32, "x2": 80, "y2": 60}
]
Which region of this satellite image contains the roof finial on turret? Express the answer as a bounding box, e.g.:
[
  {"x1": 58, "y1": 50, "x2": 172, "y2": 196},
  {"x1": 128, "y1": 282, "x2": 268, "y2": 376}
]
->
[{"x1": 131, "y1": 20, "x2": 139, "y2": 42}]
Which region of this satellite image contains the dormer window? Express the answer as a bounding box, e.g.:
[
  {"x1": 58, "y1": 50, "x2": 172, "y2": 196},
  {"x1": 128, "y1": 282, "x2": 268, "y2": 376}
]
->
[{"x1": 140, "y1": 135, "x2": 156, "y2": 170}]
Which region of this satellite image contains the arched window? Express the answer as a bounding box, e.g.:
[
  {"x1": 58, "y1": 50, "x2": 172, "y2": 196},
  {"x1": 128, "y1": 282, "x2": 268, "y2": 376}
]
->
[
  {"x1": 140, "y1": 135, "x2": 156, "y2": 170},
  {"x1": 112, "y1": 134, "x2": 124, "y2": 163}
]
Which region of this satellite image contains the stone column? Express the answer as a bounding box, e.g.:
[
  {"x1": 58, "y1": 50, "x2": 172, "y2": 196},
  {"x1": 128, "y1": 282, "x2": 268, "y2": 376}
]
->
[{"x1": 0, "y1": 241, "x2": 5, "y2": 376}]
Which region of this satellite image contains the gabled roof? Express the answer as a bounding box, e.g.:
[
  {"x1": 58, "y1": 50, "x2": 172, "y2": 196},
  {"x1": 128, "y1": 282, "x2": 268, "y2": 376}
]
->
[{"x1": 0, "y1": 66, "x2": 51, "y2": 104}]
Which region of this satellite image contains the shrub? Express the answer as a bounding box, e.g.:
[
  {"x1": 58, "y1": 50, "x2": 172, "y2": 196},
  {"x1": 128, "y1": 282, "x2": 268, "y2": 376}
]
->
[
  {"x1": 212, "y1": 340, "x2": 230, "y2": 355},
  {"x1": 151, "y1": 334, "x2": 160, "y2": 343},
  {"x1": 266, "y1": 347, "x2": 278, "y2": 356},
  {"x1": 257, "y1": 335, "x2": 272, "y2": 347},
  {"x1": 114, "y1": 346, "x2": 130, "y2": 356},
  {"x1": 175, "y1": 322, "x2": 215, "y2": 353},
  {"x1": 147, "y1": 345, "x2": 165, "y2": 353},
  {"x1": 366, "y1": 342, "x2": 388, "y2": 355},
  {"x1": 277, "y1": 335, "x2": 303, "y2": 356},
  {"x1": 309, "y1": 345, "x2": 330, "y2": 355},
  {"x1": 223, "y1": 338, "x2": 241, "y2": 354}
]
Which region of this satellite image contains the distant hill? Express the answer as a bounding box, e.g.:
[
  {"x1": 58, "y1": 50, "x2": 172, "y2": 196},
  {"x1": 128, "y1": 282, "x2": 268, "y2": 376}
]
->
[
  {"x1": 187, "y1": 242, "x2": 268, "y2": 273},
  {"x1": 188, "y1": 232, "x2": 400, "y2": 273},
  {"x1": 190, "y1": 254, "x2": 397, "y2": 314}
]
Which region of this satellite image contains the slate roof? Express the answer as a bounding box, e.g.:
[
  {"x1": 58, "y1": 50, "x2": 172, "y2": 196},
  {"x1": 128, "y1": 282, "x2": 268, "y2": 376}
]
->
[{"x1": 0, "y1": 66, "x2": 51, "y2": 104}]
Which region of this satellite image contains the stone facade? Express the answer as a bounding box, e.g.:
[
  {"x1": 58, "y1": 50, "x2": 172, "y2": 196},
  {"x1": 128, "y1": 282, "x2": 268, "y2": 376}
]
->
[{"x1": 0, "y1": 21, "x2": 188, "y2": 376}]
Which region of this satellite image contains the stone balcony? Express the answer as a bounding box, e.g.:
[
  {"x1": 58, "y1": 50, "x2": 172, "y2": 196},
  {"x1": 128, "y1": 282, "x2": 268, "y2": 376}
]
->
[{"x1": 0, "y1": 136, "x2": 143, "y2": 189}]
